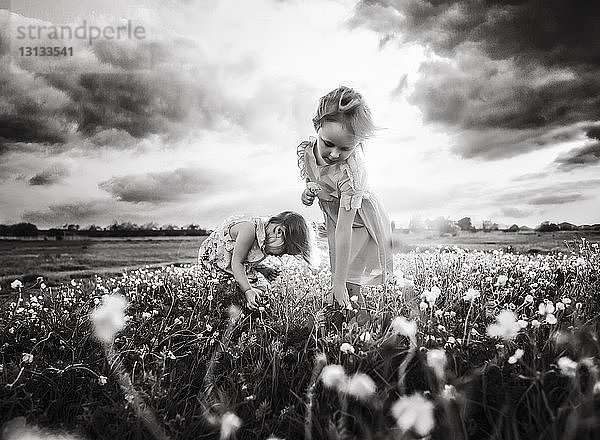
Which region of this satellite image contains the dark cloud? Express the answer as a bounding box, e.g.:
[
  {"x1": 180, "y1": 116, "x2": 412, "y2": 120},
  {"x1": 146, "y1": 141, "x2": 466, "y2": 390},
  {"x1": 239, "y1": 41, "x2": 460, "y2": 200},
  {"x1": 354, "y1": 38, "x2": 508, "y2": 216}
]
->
[
  {"x1": 22, "y1": 200, "x2": 115, "y2": 225},
  {"x1": 42, "y1": 71, "x2": 197, "y2": 139},
  {"x1": 0, "y1": 70, "x2": 71, "y2": 149},
  {"x1": 529, "y1": 194, "x2": 584, "y2": 205},
  {"x1": 98, "y1": 167, "x2": 223, "y2": 203},
  {"x1": 352, "y1": 0, "x2": 600, "y2": 67},
  {"x1": 410, "y1": 54, "x2": 600, "y2": 131},
  {"x1": 351, "y1": 0, "x2": 600, "y2": 160},
  {"x1": 586, "y1": 126, "x2": 600, "y2": 141},
  {"x1": 554, "y1": 142, "x2": 600, "y2": 170},
  {"x1": 495, "y1": 179, "x2": 600, "y2": 206},
  {"x1": 88, "y1": 128, "x2": 137, "y2": 149},
  {"x1": 500, "y1": 207, "x2": 533, "y2": 218},
  {"x1": 0, "y1": 13, "x2": 257, "y2": 156},
  {"x1": 92, "y1": 40, "x2": 171, "y2": 71},
  {"x1": 28, "y1": 163, "x2": 70, "y2": 185}
]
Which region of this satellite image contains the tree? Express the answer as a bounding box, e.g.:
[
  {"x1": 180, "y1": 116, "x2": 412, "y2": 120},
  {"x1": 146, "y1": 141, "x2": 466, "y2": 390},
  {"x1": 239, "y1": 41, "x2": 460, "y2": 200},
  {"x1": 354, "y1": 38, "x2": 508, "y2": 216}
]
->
[
  {"x1": 9, "y1": 223, "x2": 39, "y2": 236},
  {"x1": 482, "y1": 220, "x2": 499, "y2": 232},
  {"x1": 536, "y1": 221, "x2": 559, "y2": 232},
  {"x1": 457, "y1": 217, "x2": 473, "y2": 231}
]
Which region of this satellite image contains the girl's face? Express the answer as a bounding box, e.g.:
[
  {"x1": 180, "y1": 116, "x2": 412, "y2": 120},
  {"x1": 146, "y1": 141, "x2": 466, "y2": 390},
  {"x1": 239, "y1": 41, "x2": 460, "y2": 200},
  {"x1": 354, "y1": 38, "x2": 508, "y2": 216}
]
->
[
  {"x1": 316, "y1": 121, "x2": 359, "y2": 165},
  {"x1": 264, "y1": 222, "x2": 285, "y2": 255}
]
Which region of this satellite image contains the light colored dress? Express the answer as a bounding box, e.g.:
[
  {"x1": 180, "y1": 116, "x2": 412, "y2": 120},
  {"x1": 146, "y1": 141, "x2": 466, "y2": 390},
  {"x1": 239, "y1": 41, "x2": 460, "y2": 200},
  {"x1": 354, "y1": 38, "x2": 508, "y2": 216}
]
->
[
  {"x1": 198, "y1": 215, "x2": 270, "y2": 292},
  {"x1": 297, "y1": 136, "x2": 394, "y2": 285}
]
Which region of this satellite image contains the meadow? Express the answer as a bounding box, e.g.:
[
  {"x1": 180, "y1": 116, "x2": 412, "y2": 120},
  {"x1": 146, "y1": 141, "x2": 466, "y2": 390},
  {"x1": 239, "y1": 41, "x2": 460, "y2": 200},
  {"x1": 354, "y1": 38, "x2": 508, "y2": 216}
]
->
[
  {"x1": 1, "y1": 235, "x2": 600, "y2": 439},
  {"x1": 2, "y1": 230, "x2": 597, "y2": 286}
]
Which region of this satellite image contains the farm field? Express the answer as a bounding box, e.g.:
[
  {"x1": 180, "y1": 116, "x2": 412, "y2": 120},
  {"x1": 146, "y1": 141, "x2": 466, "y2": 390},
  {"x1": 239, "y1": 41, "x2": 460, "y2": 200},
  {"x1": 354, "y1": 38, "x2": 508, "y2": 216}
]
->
[
  {"x1": 0, "y1": 236, "x2": 206, "y2": 287},
  {"x1": 1, "y1": 236, "x2": 599, "y2": 439}
]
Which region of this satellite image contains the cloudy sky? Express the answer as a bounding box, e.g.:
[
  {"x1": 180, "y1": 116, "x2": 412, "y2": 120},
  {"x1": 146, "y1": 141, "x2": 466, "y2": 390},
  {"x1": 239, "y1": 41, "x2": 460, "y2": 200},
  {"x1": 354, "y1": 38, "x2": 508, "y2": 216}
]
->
[{"x1": 1, "y1": 0, "x2": 599, "y2": 229}]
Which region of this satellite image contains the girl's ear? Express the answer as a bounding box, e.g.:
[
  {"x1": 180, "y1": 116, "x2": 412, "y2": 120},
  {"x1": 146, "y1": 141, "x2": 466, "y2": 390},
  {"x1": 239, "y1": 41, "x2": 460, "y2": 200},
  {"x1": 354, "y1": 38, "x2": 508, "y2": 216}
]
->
[{"x1": 275, "y1": 225, "x2": 284, "y2": 238}]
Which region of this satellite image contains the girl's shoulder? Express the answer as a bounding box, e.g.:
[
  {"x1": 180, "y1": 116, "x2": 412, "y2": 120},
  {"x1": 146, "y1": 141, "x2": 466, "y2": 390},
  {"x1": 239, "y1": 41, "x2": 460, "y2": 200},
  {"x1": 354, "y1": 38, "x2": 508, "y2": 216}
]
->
[
  {"x1": 340, "y1": 144, "x2": 368, "y2": 189},
  {"x1": 297, "y1": 136, "x2": 316, "y2": 180},
  {"x1": 216, "y1": 214, "x2": 257, "y2": 237}
]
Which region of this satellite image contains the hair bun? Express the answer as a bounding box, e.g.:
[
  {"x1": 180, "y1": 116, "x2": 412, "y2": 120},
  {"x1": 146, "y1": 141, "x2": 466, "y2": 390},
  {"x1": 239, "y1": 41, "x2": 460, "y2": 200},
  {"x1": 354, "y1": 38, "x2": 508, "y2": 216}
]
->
[{"x1": 338, "y1": 88, "x2": 361, "y2": 112}]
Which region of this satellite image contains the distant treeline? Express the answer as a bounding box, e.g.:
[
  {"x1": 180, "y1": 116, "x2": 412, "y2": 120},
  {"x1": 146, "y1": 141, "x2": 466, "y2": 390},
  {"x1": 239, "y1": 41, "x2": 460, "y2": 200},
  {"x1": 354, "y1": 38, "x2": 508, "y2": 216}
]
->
[
  {"x1": 403, "y1": 217, "x2": 600, "y2": 235},
  {"x1": 0, "y1": 222, "x2": 212, "y2": 238}
]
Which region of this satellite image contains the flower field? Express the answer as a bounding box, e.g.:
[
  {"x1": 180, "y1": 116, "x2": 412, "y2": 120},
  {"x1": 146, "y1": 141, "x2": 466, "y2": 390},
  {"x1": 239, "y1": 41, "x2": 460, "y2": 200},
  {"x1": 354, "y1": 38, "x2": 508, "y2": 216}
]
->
[{"x1": 1, "y1": 240, "x2": 600, "y2": 439}]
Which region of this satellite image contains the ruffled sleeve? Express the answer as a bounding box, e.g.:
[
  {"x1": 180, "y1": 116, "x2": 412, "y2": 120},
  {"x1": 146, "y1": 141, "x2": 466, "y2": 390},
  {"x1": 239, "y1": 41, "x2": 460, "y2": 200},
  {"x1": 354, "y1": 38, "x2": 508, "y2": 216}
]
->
[
  {"x1": 338, "y1": 148, "x2": 369, "y2": 210},
  {"x1": 296, "y1": 137, "x2": 314, "y2": 181}
]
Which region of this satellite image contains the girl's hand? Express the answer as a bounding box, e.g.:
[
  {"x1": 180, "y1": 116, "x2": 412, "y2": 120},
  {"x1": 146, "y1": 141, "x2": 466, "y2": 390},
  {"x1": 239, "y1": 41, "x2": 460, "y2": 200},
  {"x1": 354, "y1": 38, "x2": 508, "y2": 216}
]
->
[
  {"x1": 301, "y1": 188, "x2": 316, "y2": 206},
  {"x1": 326, "y1": 285, "x2": 351, "y2": 309},
  {"x1": 245, "y1": 288, "x2": 262, "y2": 310},
  {"x1": 259, "y1": 266, "x2": 280, "y2": 281}
]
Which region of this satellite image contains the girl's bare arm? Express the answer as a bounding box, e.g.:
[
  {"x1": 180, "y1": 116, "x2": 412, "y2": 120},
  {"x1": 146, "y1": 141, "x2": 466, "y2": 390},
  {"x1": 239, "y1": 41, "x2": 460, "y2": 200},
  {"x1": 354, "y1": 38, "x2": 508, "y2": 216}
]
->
[{"x1": 230, "y1": 221, "x2": 257, "y2": 293}]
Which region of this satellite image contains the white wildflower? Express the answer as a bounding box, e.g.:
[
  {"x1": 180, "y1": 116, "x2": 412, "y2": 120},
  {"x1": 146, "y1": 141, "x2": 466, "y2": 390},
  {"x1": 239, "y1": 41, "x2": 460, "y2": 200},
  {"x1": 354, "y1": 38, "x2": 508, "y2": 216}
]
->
[
  {"x1": 557, "y1": 356, "x2": 578, "y2": 377},
  {"x1": 90, "y1": 294, "x2": 129, "y2": 344},
  {"x1": 419, "y1": 301, "x2": 428, "y2": 311},
  {"x1": 518, "y1": 319, "x2": 528, "y2": 329},
  {"x1": 463, "y1": 288, "x2": 480, "y2": 302},
  {"x1": 391, "y1": 393, "x2": 435, "y2": 437},
  {"x1": 487, "y1": 310, "x2": 520, "y2": 340},
  {"x1": 220, "y1": 412, "x2": 242, "y2": 440},
  {"x1": 508, "y1": 348, "x2": 524, "y2": 364},
  {"x1": 421, "y1": 286, "x2": 441, "y2": 305},
  {"x1": 441, "y1": 384, "x2": 457, "y2": 400},
  {"x1": 538, "y1": 301, "x2": 555, "y2": 315},
  {"x1": 555, "y1": 302, "x2": 565, "y2": 311},
  {"x1": 531, "y1": 319, "x2": 541, "y2": 329},
  {"x1": 340, "y1": 342, "x2": 355, "y2": 354},
  {"x1": 11, "y1": 280, "x2": 23, "y2": 289},
  {"x1": 343, "y1": 373, "x2": 376, "y2": 400},
  {"x1": 497, "y1": 275, "x2": 508, "y2": 286},
  {"x1": 426, "y1": 349, "x2": 447, "y2": 380},
  {"x1": 321, "y1": 364, "x2": 347, "y2": 389},
  {"x1": 390, "y1": 316, "x2": 417, "y2": 338},
  {"x1": 545, "y1": 314, "x2": 557, "y2": 325},
  {"x1": 524, "y1": 294, "x2": 534, "y2": 303},
  {"x1": 21, "y1": 353, "x2": 34, "y2": 364},
  {"x1": 98, "y1": 375, "x2": 107, "y2": 386},
  {"x1": 228, "y1": 305, "x2": 241, "y2": 322}
]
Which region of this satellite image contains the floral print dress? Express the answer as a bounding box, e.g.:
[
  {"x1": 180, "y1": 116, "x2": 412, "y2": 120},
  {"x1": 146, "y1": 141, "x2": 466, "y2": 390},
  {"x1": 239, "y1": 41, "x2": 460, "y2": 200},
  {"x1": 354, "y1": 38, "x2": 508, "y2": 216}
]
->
[{"x1": 198, "y1": 214, "x2": 270, "y2": 292}]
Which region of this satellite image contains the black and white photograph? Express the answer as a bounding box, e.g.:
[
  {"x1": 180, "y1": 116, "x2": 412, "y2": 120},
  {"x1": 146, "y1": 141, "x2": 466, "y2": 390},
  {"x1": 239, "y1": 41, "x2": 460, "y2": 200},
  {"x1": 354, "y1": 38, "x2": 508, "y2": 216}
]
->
[{"x1": 1, "y1": 0, "x2": 600, "y2": 438}]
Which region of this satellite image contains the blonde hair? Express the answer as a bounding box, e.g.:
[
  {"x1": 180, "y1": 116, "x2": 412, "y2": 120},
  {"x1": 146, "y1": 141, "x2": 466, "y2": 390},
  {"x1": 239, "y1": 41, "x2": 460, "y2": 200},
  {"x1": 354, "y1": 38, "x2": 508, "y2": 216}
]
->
[{"x1": 312, "y1": 86, "x2": 376, "y2": 141}]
